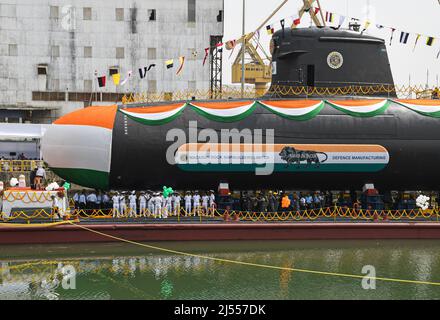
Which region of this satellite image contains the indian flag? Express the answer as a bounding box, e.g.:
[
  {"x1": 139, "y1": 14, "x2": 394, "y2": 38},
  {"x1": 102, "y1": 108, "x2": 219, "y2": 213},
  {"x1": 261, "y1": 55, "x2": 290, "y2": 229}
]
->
[
  {"x1": 326, "y1": 99, "x2": 390, "y2": 117},
  {"x1": 393, "y1": 99, "x2": 440, "y2": 117}
]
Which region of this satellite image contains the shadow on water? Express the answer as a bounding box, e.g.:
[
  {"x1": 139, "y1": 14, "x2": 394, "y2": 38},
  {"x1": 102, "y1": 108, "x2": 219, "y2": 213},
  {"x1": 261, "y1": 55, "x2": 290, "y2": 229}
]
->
[{"x1": 1, "y1": 240, "x2": 440, "y2": 300}]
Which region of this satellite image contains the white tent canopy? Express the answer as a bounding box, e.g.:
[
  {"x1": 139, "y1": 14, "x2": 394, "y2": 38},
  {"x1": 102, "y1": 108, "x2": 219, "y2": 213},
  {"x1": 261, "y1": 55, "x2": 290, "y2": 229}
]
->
[{"x1": 0, "y1": 124, "x2": 49, "y2": 140}]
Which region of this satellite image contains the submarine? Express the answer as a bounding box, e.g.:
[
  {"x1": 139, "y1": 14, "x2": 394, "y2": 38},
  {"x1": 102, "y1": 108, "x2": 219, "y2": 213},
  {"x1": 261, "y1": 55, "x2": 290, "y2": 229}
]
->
[{"x1": 42, "y1": 27, "x2": 440, "y2": 191}]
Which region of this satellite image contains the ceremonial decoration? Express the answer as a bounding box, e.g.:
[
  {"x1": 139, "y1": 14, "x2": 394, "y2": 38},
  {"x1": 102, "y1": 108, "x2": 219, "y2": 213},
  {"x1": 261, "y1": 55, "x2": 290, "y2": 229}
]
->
[
  {"x1": 162, "y1": 186, "x2": 174, "y2": 198},
  {"x1": 416, "y1": 194, "x2": 430, "y2": 211}
]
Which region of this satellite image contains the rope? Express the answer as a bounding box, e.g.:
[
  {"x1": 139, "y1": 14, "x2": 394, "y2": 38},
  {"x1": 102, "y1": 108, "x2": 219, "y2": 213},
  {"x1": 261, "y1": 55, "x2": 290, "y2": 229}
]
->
[
  {"x1": 62, "y1": 220, "x2": 440, "y2": 287},
  {"x1": 121, "y1": 84, "x2": 436, "y2": 104}
]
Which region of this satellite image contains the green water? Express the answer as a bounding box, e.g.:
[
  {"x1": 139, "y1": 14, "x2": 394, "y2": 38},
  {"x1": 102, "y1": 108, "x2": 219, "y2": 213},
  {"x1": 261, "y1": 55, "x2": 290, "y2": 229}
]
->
[{"x1": 1, "y1": 240, "x2": 440, "y2": 300}]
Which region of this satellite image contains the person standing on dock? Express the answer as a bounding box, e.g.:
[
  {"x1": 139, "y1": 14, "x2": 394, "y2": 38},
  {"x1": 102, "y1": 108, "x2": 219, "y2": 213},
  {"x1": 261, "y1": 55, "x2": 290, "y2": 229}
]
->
[
  {"x1": 193, "y1": 191, "x2": 201, "y2": 215},
  {"x1": 112, "y1": 192, "x2": 120, "y2": 218},
  {"x1": 184, "y1": 191, "x2": 192, "y2": 215},
  {"x1": 202, "y1": 193, "x2": 209, "y2": 214},
  {"x1": 78, "y1": 190, "x2": 87, "y2": 211},
  {"x1": 73, "y1": 192, "x2": 79, "y2": 210},
  {"x1": 147, "y1": 191, "x2": 154, "y2": 216},
  {"x1": 164, "y1": 194, "x2": 172, "y2": 218},
  {"x1": 139, "y1": 191, "x2": 148, "y2": 217},
  {"x1": 128, "y1": 191, "x2": 137, "y2": 217},
  {"x1": 209, "y1": 190, "x2": 216, "y2": 215},
  {"x1": 86, "y1": 191, "x2": 97, "y2": 210},
  {"x1": 153, "y1": 192, "x2": 163, "y2": 218},
  {"x1": 173, "y1": 192, "x2": 181, "y2": 216},
  {"x1": 35, "y1": 165, "x2": 46, "y2": 190},
  {"x1": 119, "y1": 192, "x2": 127, "y2": 217}
]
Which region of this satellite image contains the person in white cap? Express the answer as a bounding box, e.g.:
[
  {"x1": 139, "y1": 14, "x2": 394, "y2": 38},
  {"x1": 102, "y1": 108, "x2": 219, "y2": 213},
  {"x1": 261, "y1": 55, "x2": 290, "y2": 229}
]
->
[
  {"x1": 119, "y1": 192, "x2": 127, "y2": 217},
  {"x1": 153, "y1": 192, "x2": 163, "y2": 218},
  {"x1": 147, "y1": 191, "x2": 154, "y2": 216},
  {"x1": 193, "y1": 191, "x2": 201, "y2": 215},
  {"x1": 209, "y1": 190, "x2": 216, "y2": 215},
  {"x1": 128, "y1": 191, "x2": 137, "y2": 217},
  {"x1": 184, "y1": 191, "x2": 192, "y2": 215},
  {"x1": 164, "y1": 194, "x2": 172, "y2": 218},
  {"x1": 139, "y1": 191, "x2": 148, "y2": 217},
  {"x1": 112, "y1": 192, "x2": 120, "y2": 218},
  {"x1": 173, "y1": 192, "x2": 181, "y2": 216},
  {"x1": 202, "y1": 192, "x2": 210, "y2": 214}
]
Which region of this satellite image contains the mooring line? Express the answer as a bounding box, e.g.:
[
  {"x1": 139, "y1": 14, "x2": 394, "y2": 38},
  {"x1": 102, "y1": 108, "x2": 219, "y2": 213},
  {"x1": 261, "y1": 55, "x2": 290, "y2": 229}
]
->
[{"x1": 61, "y1": 221, "x2": 440, "y2": 287}]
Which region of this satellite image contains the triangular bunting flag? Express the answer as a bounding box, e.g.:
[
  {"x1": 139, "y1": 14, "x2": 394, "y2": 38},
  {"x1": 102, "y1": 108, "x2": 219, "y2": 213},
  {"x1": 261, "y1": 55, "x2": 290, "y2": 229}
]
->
[
  {"x1": 400, "y1": 32, "x2": 410, "y2": 44},
  {"x1": 166, "y1": 59, "x2": 174, "y2": 69},
  {"x1": 266, "y1": 25, "x2": 275, "y2": 35},
  {"x1": 202, "y1": 47, "x2": 210, "y2": 66},
  {"x1": 112, "y1": 73, "x2": 120, "y2": 86},
  {"x1": 413, "y1": 34, "x2": 421, "y2": 51},
  {"x1": 97, "y1": 76, "x2": 106, "y2": 88},
  {"x1": 427, "y1": 37, "x2": 435, "y2": 46},
  {"x1": 176, "y1": 56, "x2": 185, "y2": 75},
  {"x1": 389, "y1": 28, "x2": 396, "y2": 46},
  {"x1": 120, "y1": 70, "x2": 133, "y2": 86}
]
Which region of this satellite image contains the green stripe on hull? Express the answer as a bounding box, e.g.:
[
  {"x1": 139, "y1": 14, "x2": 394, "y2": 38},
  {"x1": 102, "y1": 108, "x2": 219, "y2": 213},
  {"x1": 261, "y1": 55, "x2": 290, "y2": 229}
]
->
[
  {"x1": 51, "y1": 168, "x2": 109, "y2": 190},
  {"x1": 177, "y1": 163, "x2": 387, "y2": 173}
]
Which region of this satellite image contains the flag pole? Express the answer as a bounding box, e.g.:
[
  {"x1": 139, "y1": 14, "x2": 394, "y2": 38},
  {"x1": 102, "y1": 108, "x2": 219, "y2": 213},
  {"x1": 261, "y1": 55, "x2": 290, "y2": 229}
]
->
[{"x1": 241, "y1": 0, "x2": 246, "y2": 98}]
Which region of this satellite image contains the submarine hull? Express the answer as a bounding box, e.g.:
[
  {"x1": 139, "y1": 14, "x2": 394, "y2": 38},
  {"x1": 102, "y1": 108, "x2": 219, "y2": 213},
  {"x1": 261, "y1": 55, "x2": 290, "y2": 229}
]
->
[{"x1": 42, "y1": 100, "x2": 440, "y2": 191}]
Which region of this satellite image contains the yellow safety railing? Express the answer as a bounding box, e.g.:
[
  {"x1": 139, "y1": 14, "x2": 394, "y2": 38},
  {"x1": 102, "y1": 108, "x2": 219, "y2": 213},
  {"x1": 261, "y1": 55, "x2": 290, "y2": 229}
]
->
[
  {"x1": 121, "y1": 84, "x2": 439, "y2": 104},
  {"x1": 0, "y1": 160, "x2": 45, "y2": 173},
  {"x1": 1, "y1": 206, "x2": 440, "y2": 223}
]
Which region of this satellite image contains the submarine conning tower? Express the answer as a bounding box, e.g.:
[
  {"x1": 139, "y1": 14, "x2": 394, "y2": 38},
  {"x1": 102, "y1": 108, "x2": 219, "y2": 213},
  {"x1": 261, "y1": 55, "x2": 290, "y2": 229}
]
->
[{"x1": 269, "y1": 27, "x2": 396, "y2": 98}]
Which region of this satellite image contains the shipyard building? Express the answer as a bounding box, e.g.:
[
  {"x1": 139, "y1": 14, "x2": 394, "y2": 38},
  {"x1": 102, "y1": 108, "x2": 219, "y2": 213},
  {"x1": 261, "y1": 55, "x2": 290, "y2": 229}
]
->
[{"x1": 0, "y1": 0, "x2": 224, "y2": 124}]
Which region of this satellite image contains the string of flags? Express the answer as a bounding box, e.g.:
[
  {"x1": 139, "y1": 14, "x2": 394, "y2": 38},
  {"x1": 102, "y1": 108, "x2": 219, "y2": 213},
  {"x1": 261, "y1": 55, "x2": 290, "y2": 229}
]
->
[
  {"x1": 264, "y1": 6, "x2": 440, "y2": 57},
  {"x1": 95, "y1": 5, "x2": 440, "y2": 89}
]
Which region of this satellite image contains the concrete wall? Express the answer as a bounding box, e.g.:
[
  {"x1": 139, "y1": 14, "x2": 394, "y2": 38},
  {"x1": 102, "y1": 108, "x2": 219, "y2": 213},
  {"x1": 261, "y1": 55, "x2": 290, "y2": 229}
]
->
[{"x1": 0, "y1": 0, "x2": 224, "y2": 121}]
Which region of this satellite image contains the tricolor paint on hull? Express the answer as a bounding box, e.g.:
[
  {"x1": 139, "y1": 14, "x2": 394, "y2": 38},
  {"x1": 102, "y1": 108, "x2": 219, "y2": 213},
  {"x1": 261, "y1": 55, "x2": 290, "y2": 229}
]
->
[
  {"x1": 175, "y1": 144, "x2": 389, "y2": 173},
  {"x1": 42, "y1": 99, "x2": 440, "y2": 191},
  {"x1": 42, "y1": 106, "x2": 117, "y2": 189}
]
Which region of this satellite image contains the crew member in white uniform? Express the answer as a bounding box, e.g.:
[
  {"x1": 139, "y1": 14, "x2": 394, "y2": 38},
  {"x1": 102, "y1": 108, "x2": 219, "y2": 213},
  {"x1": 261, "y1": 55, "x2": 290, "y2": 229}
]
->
[
  {"x1": 173, "y1": 193, "x2": 181, "y2": 216},
  {"x1": 184, "y1": 191, "x2": 192, "y2": 215},
  {"x1": 193, "y1": 191, "x2": 201, "y2": 215},
  {"x1": 128, "y1": 191, "x2": 137, "y2": 217},
  {"x1": 119, "y1": 192, "x2": 127, "y2": 217},
  {"x1": 112, "y1": 192, "x2": 120, "y2": 218},
  {"x1": 147, "y1": 191, "x2": 154, "y2": 216},
  {"x1": 153, "y1": 192, "x2": 163, "y2": 218},
  {"x1": 164, "y1": 195, "x2": 172, "y2": 218},
  {"x1": 139, "y1": 192, "x2": 148, "y2": 217},
  {"x1": 209, "y1": 190, "x2": 216, "y2": 214},
  {"x1": 202, "y1": 193, "x2": 210, "y2": 213}
]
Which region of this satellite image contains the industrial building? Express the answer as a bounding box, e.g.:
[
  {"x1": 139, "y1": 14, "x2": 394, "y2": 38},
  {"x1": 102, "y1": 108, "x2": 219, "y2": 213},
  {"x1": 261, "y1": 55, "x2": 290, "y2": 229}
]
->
[{"x1": 0, "y1": 0, "x2": 224, "y2": 124}]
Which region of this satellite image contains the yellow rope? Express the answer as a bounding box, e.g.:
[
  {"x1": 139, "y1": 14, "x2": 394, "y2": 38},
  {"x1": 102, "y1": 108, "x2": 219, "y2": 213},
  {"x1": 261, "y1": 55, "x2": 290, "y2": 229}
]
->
[
  {"x1": 63, "y1": 220, "x2": 440, "y2": 287},
  {"x1": 0, "y1": 220, "x2": 78, "y2": 228}
]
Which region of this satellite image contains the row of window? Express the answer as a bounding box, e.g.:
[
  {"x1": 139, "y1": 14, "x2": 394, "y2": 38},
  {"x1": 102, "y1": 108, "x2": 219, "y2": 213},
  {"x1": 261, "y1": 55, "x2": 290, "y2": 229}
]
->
[
  {"x1": 47, "y1": 1, "x2": 221, "y2": 23},
  {"x1": 31, "y1": 79, "x2": 198, "y2": 93},
  {"x1": 6, "y1": 44, "x2": 201, "y2": 60}
]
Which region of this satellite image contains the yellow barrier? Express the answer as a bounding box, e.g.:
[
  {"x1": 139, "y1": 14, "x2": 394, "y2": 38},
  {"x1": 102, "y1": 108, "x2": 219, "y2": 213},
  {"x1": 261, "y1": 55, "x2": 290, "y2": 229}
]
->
[
  {"x1": 0, "y1": 160, "x2": 45, "y2": 173},
  {"x1": 121, "y1": 84, "x2": 437, "y2": 104},
  {"x1": 1, "y1": 207, "x2": 439, "y2": 223}
]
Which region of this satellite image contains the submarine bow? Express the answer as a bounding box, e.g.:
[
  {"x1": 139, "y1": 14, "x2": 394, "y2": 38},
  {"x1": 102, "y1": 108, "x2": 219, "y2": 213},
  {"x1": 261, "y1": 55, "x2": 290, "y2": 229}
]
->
[{"x1": 41, "y1": 105, "x2": 117, "y2": 190}]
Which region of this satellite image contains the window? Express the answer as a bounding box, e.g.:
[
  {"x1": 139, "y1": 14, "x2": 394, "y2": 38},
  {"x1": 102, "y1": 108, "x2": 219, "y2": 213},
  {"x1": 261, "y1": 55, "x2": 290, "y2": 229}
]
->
[
  {"x1": 109, "y1": 67, "x2": 119, "y2": 76},
  {"x1": 84, "y1": 46, "x2": 92, "y2": 58},
  {"x1": 115, "y1": 8, "x2": 124, "y2": 21},
  {"x1": 148, "y1": 9, "x2": 156, "y2": 21},
  {"x1": 8, "y1": 44, "x2": 17, "y2": 56},
  {"x1": 83, "y1": 7, "x2": 92, "y2": 20},
  {"x1": 217, "y1": 10, "x2": 223, "y2": 22},
  {"x1": 147, "y1": 48, "x2": 157, "y2": 60},
  {"x1": 37, "y1": 65, "x2": 48, "y2": 75},
  {"x1": 50, "y1": 6, "x2": 59, "y2": 19},
  {"x1": 51, "y1": 45, "x2": 60, "y2": 58},
  {"x1": 116, "y1": 47, "x2": 124, "y2": 59},
  {"x1": 84, "y1": 80, "x2": 93, "y2": 91},
  {"x1": 148, "y1": 80, "x2": 157, "y2": 93},
  {"x1": 188, "y1": 0, "x2": 196, "y2": 22}
]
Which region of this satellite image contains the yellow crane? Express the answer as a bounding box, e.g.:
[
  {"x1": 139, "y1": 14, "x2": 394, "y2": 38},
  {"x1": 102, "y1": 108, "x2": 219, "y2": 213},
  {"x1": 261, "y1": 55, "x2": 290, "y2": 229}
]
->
[{"x1": 230, "y1": 0, "x2": 325, "y2": 95}]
